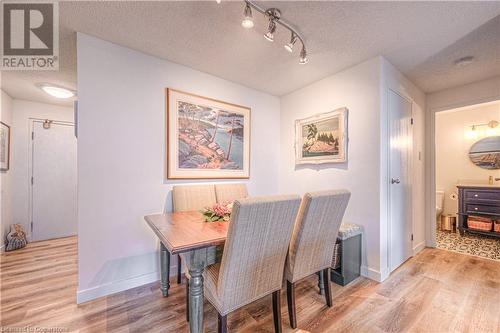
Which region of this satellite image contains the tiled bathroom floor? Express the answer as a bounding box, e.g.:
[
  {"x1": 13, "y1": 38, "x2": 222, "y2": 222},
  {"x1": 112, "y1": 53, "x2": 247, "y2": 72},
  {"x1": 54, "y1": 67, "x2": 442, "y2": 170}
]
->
[{"x1": 436, "y1": 229, "x2": 500, "y2": 261}]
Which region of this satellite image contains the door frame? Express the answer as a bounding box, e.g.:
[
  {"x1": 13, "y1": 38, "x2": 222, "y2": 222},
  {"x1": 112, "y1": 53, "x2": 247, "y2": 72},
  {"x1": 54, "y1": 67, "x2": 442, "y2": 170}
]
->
[
  {"x1": 425, "y1": 98, "x2": 500, "y2": 247},
  {"x1": 28, "y1": 118, "x2": 75, "y2": 240},
  {"x1": 387, "y1": 89, "x2": 414, "y2": 273}
]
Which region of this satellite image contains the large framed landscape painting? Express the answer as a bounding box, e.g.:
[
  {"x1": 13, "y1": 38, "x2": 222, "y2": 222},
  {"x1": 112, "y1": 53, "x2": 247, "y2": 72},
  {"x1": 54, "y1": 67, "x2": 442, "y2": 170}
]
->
[
  {"x1": 166, "y1": 88, "x2": 250, "y2": 179},
  {"x1": 295, "y1": 108, "x2": 348, "y2": 165}
]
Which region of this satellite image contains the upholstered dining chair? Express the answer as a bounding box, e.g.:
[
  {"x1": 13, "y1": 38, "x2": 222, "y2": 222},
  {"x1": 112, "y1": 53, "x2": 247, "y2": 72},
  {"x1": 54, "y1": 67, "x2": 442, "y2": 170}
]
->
[
  {"x1": 285, "y1": 190, "x2": 351, "y2": 329},
  {"x1": 204, "y1": 195, "x2": 301, "y2": 333},
  {"x1": 171, "y1": 185, "x2": 217, "y2": 284},
  {"x1": 185, "y1": 183, "x2": 248, "y2": 321},
  {"x1": 214, "y1": 183, "x2": 248, "y2": 203}
]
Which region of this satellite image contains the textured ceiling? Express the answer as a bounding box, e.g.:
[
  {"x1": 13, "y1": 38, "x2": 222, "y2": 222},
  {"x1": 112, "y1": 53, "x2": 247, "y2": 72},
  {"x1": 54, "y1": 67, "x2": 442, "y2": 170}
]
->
[
  {"x1": 407, "y1": 15, "x2": 500, "y2": 93},
  {"x1": 2, "y1": 24, "x2": 77, "y2": 106},
  {"x1": 2, "y1": 1, "x2": 500, "y2": 106}
]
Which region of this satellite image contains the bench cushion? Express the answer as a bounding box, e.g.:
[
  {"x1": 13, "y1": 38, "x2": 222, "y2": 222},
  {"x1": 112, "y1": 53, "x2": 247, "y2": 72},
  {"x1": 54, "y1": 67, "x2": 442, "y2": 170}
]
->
[{"x1": 337, "y1": 223, "x2": 362, "y2": 240}]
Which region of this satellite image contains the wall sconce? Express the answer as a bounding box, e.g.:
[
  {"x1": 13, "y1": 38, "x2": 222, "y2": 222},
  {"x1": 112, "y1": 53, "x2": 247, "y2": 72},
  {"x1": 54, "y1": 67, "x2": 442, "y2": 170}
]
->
[{"x1": 466, "y1": 120, "x2": 500, "y2": 139}]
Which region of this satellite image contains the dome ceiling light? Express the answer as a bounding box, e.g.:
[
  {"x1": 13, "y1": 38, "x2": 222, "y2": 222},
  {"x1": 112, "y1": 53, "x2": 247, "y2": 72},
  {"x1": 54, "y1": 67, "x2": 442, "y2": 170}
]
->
[
  {"x1": 240, "y1": 0, "x2": 308, "y2": 64},
  {"x1": 36, "y1": 83, "x2": 76, "y2": 99},
  {"x1": 454, "y1": 56, "x2": 475, "y2": 67}
]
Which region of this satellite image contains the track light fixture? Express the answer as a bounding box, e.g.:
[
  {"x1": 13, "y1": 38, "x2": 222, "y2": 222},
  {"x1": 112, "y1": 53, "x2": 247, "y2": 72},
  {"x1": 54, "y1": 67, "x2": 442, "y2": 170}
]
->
[
  {"x1": 240, "y1": 1, "x2": 308, "y2": 64},
  {"x1": 241, "y1": 3, "x2": 254, "y2": 28},
  {"x1": 284, "y1": 33, "x2": 298, "y2": 52}
]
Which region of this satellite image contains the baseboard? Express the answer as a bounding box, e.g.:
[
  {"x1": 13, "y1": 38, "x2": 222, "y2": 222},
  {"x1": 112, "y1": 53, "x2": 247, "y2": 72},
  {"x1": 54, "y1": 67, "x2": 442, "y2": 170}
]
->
[
  {"x1": 76, "y1": 264, "x2": 178, "y2": 304},
  {"x1": 413, "y1": 242, "x2": 425, "y2": 255},
  {"x1": 0, "y1": 244, "x2": 4, "y2": 253},
  {"x1": 77, "y1": 271, "x2": 159, "y2": 304},
  {"x1": 361, "y1": 266, "x2": 380, "y2": 282}
]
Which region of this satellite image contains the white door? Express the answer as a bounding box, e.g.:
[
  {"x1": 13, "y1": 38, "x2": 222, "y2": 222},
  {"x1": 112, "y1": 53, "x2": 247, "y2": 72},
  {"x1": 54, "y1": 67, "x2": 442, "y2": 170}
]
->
[
  {"x1": 31, "y1": 120, "x2": 77, "y2": 241},
  {"x1": 388, "y1": 90, "x2": 413, "y2": 272}
]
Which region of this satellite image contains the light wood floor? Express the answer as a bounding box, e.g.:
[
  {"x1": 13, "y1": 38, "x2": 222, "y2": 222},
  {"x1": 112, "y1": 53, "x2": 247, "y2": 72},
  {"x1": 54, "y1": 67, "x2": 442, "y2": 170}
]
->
[{"x1": 1, "y1": 237, "x2": 500, "y2": 333}]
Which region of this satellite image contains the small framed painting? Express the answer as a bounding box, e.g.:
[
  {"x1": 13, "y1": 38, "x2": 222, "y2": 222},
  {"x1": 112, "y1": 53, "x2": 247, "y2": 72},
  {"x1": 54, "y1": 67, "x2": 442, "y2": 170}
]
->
[
  {"x1": 0, "y1": 121, "x2": 11, "y2": 171},
  {"x1": 295, "y1": 108, "x2": 348, "y2": 165},
  {"x1": 166, "y1": 88, "x2": 250, "y2": 179}
]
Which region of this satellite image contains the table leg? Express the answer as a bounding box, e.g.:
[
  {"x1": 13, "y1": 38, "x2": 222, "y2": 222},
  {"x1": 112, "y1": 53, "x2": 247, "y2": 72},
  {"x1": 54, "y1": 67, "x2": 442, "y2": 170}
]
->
[
  {"x1": 188, "y1": 248, "x2": 208, "y2": 333},
  {"x1": 160, "y1": 243, "x2": 170, "y2": 297}
]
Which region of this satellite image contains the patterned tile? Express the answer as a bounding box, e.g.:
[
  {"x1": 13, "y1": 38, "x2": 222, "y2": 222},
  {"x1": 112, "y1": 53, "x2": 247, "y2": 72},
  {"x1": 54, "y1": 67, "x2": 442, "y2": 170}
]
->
[{"x1": 436, "y1": 229, "x2": 500, "y2": 261}]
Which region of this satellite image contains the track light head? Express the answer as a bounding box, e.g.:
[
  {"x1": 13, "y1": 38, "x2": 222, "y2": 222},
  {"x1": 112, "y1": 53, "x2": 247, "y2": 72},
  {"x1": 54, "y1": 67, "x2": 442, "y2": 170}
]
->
[
  {"x1": 241, "y1": 3, "x2": 254, "y2": 29},
  {"x1": 264, "y1": 18, "x2": 277, "y2": 42},
  {"x1": 263, "y1": 8, "x2": 280, "y2": 42},
  {"x1": 299, "y1": 47, "x2": 308, "y2": 64},
  {"x1": 284, "y1": 33, "x2": 298, "y2": 52}
]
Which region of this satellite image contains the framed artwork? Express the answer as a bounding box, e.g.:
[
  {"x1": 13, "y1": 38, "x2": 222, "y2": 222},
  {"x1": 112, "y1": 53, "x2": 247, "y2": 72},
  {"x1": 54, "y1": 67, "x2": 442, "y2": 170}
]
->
[
  {"x1": 295, "y1": 108, "x2": 348, "y2": 165},
  {"x1": 0, "y1": 121, "x2": 11, "y2": 171},
  {"x1": 166, "y1": 88, "x2": 250, "y2": 179}
]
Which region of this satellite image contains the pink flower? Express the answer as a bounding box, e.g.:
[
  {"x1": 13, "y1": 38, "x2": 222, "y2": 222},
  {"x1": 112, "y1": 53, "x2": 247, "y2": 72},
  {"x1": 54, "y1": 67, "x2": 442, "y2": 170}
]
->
[
  {"x1": 202, "y1": 201, "x2": 233, "y2": 222},
  {"x1": 213, "y1": 202, "x2": 231, "y2": 216}
]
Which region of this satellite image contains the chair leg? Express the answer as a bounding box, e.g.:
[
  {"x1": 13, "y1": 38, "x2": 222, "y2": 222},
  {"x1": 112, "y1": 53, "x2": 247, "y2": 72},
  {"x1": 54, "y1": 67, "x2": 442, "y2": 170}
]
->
[
  {"x1": 322, "y1": 268, "x2": 332, "y2": 307},
  {"x1": 177, "y1": 254, "x2": 182, "y2": 284},
  {"x1": 217, "y1": 313, "x2": 227, "y2": 333},
  {"x1": 185, "y1": 278, "x2": 190, "y2": 322},
  {"x1": 272, "y1": 290, "x2": 282, "y2": 333},
  {"x1": 286, "y1": 281, "x2": 297, "y2": 329}
]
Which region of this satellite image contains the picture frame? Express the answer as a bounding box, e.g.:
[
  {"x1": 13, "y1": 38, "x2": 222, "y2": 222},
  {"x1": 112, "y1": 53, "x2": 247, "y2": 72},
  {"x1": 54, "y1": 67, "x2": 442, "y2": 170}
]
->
[
  {"x1": 166, "y1": 88, "x2": 251, "y2": 179},
  {"x1": 295, "y1": 107, "x2": 348, "y2": 165},
  {"x1": 0, "y1": 121, "x2": 11, "y2": 172}
]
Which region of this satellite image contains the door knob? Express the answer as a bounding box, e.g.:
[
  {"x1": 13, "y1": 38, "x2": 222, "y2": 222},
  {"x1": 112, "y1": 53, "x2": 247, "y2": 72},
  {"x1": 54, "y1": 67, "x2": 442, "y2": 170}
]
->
[{"x1": 391, "y1": 178, "x2": 401, "y2": 184}]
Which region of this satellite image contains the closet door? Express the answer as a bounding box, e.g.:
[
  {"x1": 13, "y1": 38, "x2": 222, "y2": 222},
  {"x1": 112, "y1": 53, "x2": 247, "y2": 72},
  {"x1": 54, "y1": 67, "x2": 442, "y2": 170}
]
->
[
  {"x1": 31, "y1": 120, "x2": 77, "y2": 241},
  {"x1": 388, "y1": 90, "x2": 413, "y2": 272}
]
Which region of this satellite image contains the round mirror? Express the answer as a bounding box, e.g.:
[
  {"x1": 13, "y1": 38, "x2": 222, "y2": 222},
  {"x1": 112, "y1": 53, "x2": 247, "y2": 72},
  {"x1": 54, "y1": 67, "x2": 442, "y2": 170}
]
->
[{"x1": 469, "y1": 136, "x2": 500, "y2": 169}]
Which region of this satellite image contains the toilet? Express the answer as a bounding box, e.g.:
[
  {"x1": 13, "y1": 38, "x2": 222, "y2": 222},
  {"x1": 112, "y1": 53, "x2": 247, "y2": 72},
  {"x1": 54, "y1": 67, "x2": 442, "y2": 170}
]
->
[{"x1": 436, "y1": 190, "x2": 444, "y2": 219}]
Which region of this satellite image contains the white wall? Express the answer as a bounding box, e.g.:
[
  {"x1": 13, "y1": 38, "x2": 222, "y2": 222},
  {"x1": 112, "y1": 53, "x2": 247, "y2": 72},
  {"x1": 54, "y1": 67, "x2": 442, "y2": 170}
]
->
[
  {"x1": 380, "y1": 58, "x2": 426, "y2": 275},
  {"x1": 436, "y1": 103, "x2": 500, "y2": 216},
  {"x1": 76, "y1": 33, "x2": 281, "y2": 303},
  {"x1": 426, "y1": 76, "x2": 500, "y2": 246},
  {"x1": 279, "y1": 57, "x2": 425, "y2": 282},
  {"x1": 1, "y1": 90, "x2": 14, "y2": 251},
  {"x1": 279, "y1": 57, "x2": 384, "y2": 279},
  {"x1": 9, "y1": 100, "x2": 73, "y2": 240},
  {"x1": 427, "y1": 76, "x2": 500, "y2": 112}
]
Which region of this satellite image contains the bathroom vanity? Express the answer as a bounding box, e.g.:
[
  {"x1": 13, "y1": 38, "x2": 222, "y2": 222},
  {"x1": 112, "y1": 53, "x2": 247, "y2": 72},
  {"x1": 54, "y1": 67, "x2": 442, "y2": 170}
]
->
[{"x1": 457, "y1": 184, "x2": 500, "y2": 238}]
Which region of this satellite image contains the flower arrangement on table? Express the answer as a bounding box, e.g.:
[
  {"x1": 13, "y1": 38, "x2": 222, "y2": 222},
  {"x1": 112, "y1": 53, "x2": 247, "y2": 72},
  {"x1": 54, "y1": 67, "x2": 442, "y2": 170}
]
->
[{"x1": 201, "y1": 202, "x2": 233, "y2": 222}]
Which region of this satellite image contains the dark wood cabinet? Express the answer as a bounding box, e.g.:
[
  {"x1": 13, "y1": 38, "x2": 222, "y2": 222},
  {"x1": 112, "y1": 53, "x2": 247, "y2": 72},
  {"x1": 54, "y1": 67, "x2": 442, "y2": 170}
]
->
[{"x1": 457, "y1": 185, "x2": 500, "y2": 238}]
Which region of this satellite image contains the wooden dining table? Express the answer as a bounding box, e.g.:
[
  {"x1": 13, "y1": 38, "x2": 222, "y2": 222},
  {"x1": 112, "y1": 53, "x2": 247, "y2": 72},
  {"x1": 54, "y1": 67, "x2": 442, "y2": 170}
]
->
[{"x1": 144, "y1": 211, "x2": 230, "y2": 333}]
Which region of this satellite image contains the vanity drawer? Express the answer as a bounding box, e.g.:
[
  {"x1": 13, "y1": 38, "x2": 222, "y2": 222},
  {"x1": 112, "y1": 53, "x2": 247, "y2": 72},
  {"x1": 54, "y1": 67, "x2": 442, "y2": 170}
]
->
[
  {"x1": 466, "y1": 204, "x2": 500, "y2": 216},
  {"x1": 465, "y1": 190, "x2": 500, "y2": 202}
]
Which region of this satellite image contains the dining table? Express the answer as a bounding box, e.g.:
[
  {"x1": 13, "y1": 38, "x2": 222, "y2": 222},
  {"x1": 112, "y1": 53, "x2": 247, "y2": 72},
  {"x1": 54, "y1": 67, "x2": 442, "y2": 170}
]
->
[{"x1": 144, "y1": 211, "x2": 230, "y2": 333}]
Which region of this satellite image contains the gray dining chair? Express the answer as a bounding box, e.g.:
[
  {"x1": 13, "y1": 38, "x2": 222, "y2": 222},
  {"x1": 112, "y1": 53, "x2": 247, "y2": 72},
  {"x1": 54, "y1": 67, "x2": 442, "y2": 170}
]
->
[
  {"x1": 184, "y1": 183, "x2": 248, "y2": 321},
  {"x1": 203, "y1": 195, "x2": 301, "y2": 333},
  {"x1": 284, "y1": 190, "x2": 351, "y2": 329},
  {"x1": 171, "y1": 185, "x2": 217, "y2": 285}
]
